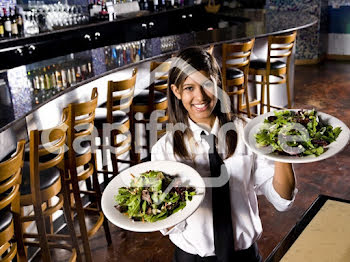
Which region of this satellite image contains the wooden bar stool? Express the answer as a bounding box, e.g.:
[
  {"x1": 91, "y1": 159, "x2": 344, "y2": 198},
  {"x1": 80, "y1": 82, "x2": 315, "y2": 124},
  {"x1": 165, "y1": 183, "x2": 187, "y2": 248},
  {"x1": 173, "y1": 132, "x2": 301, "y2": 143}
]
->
[
  {"x1": 222, "y1": 38, "x2": 255, "y2": 118},
  {"x1": 0, "y1": 140, "x2": 26, "y2": 262},
  {"x1": 249, "y1": 31, "x2": 297, "y2": 114},
  {"x1": 94, "y1": 68, "x2": 138, "y2": 182},
  {"x1": 20, "y1": 112, "x2": 81, "y2": 262},
  {"x1": 64, "y1": 87, "x2": 111, "y2": 262},
  {"x1": 132, "y1": 61, "x2": 170, "y2": 160}
]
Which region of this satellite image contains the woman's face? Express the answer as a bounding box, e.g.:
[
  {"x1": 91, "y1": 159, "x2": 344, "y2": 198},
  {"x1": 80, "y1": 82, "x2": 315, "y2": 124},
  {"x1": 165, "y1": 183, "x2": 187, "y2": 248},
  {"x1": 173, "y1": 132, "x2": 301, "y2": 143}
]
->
[{"x1": 171, "y1": 70, "x2": 217, "y2": 127}]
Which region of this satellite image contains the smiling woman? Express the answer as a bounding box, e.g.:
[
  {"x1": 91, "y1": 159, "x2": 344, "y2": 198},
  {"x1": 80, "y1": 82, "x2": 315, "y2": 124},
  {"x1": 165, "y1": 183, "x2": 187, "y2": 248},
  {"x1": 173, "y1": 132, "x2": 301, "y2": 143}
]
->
[{"x1": 151, "y1": 46, "x2": 296, "y2": 262}]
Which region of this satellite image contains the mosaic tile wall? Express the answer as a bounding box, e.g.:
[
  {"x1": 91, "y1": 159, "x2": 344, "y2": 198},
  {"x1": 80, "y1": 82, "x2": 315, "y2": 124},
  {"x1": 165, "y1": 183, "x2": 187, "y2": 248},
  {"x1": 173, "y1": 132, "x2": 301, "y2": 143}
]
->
[{"x1": 266, "y1": 0, "x2": 328, "y2": 61}]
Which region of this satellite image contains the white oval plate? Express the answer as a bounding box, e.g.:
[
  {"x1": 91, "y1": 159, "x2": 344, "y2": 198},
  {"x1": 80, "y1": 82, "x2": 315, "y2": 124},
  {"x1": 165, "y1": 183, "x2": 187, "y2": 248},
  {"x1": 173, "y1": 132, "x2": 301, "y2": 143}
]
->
[
  {"x1": 101, "y1": 161, "x2": 205, "y2": 232},
  {"x1": 243, "y1": 110, "x2": 350, "y2": 163}
]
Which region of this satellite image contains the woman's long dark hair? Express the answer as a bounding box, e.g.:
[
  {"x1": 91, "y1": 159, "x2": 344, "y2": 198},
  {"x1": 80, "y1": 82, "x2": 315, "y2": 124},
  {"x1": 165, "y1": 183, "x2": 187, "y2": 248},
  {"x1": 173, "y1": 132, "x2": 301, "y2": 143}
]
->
[{"x1": 167, "y1": 47, "x2": 237, "y2": 159}]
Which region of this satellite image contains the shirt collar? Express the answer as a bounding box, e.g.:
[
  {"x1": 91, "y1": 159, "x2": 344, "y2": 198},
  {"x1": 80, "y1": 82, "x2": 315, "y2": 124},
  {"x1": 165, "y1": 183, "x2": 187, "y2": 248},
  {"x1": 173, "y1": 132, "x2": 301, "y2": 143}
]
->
[{"x1": 188, "y1": 117, "x2": 220, "y2": 142}]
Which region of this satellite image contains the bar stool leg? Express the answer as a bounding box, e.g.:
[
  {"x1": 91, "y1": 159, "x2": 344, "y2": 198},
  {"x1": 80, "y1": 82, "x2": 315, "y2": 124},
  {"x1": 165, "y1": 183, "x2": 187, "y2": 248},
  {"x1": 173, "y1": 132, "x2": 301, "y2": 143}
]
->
[
  {"x1": 13, "y1": 194, "x2": 26, "y2": 261},
  {"x1": 70, "y1": 174, "x2": 93, "y2": 262},
  {"x1": 110, "y1": 129, "x2": 119, "y2": 180},
  {"x1": 244, "y1": 70, "x2": 251, "y2": 118},
  {"x1": 237, "y1": 85, "x2": 243, "y2": 113},
  {"x1": 260, "y1": 75, "x2": 266, "y2": 115},
  {"x1": 266, "y1": 74, "x2": 271, "y2": 112},
  {"x1": 33, "y1": 203, "x2": 52, "y2": 261},
  {"x1": 286, "y1": 66, "x2": 292, "y2": 108},
  {"x1": 92, "y1": 155, "x2": 112, "y2": 245},
  {"x1": 44, "y1": 199, "x2": 54, "y2": 234},
  {"x1": 61, "y1": 177, "x2": 82, "y2": 262}
]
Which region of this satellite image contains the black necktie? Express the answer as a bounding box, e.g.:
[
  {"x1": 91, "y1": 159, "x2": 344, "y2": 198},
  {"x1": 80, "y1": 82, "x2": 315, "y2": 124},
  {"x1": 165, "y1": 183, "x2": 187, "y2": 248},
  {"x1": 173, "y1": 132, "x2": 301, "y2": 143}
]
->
[{"x1": 201, "y1": 131, "x2": 235, "y2": 262}]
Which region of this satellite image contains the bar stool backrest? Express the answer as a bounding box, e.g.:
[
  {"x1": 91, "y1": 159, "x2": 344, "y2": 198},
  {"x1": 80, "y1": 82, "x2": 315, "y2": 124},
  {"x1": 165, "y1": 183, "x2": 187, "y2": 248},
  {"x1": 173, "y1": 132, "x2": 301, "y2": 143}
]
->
[
  {"x1": 222, "y1": 38, "x2": 255, "y2": 88},
  {"x1": 0, "y1": 140, "x2": 25, "y2": 261},
  {"x1": 149, "y1": 61, "x2": 171, "y2": 137},
  {"x1": 66, "y1": 87, "x2": 98, "y2": 169},
  {"x1": 150, "y1": 61, "x2": 171, "y2": 93},
  {"x1": 267, "y1": 31, "x2": 297, "y2": 70},
  {"x1": 106, "y1": 69, "x2": 137, "y2": 159},
  {"x1": 223, "y1": 39, "x2": 255, "y2": 68},
  {"x1": 106, "y1": 68, "x2": 137, "y2": 124},
  {"x1": 30, "y1": 109, "x2": 68, "y2": 192}
]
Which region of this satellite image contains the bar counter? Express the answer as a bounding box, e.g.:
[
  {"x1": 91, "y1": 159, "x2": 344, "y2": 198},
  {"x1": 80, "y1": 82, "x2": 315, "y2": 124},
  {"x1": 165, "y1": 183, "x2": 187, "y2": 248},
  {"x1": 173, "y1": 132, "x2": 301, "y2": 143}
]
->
[{"x1": 0, "y1": 8, "x2": 317, "y2": 158}]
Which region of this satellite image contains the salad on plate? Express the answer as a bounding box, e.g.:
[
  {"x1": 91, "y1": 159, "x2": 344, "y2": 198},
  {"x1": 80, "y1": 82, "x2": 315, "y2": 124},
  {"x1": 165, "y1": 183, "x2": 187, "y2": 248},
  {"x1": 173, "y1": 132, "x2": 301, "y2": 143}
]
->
[
  {"x1": 255, "y1": 109, "x2": 342, "y2": 157},
  {"x1": 114, "y1": 170, "x2": 196, "y2": 223}
]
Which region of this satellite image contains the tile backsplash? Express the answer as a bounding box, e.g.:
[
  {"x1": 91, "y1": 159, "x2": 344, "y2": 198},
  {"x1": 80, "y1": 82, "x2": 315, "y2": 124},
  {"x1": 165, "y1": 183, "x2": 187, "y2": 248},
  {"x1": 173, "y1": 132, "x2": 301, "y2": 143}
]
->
[{"x1": 266, "y1": 0, "x2": 328, "y2": 61}]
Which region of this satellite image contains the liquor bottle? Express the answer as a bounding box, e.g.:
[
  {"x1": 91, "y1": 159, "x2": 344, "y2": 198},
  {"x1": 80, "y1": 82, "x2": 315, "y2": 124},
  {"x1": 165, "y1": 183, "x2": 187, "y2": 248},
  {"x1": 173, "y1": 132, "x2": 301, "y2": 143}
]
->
[
  {"x1": 88, "y1": 62, "x2": 93, "y2": 75},
  {"x1": 88, "y1": 0, "x2": 94, "y2": 14},
  {"x1": 75, "y1": 66, "x2": 82, "y2": 82},
  {"x1": 81, "y1": 64, "x2": 88, "y2": 80},
  {"x1": 27, "y1": 70, "x2": 34, "y2": 91},
  {"x1": 38, "y1": 68, "x2": 45, "y2": 90},
  {"x1": 147, "y1": 0, "x2": 154, "y2": 11},
  {"x1": 71, "y1": 66, "x2": 77, "y2": 83},
  {"x1": 159, "y1": 0, "x2": 165, "y2": 10},
  {"x1": 50, "y1": 66, "x2": 57, "y2": 89},
  {"x1": 99, "y1": 1, "x2": 109, "y2": 21},
  {"x1": 10, "y1": 7, "x2": 18, "y2": 37},
  {"x1": 173, "y1": 0, "x2": 179, "y2": 8},
  {"x1": 32, "y1": 69, "x2": 40, "y2": 91},
  {"x1": 135, "y1": 42, "x2": 140, "y2": 62},
  {"x1": 61, "y1": 68, "x2": 67, "y2": 89},
  {"x1": 165, "y1": 0, "x2": 172, "y2": 9},
  {"x1": 139, "y1": 0, "x2": 146, "y2": 10},
  {"x1": 15, "y1": 7, "x2": 23, "y2": 36},
  {"x1": 3, "y1": 8, "x2": 12, "y2": 38},
  {"x1": 0, "y1": 9, "x2": 4, "y2": 38},
  {"x1": 141, "y1": 40, "x2": 146, "y2": 60},
  {"x1": 43, "y1": 67, "x2": 50, "y2": 90},
  {"x1": 153, "y1": 0, "x2": 159, "y2": 11},
  {"x1": 55, "y1": 65, "x2": 63, "y2": 89}
]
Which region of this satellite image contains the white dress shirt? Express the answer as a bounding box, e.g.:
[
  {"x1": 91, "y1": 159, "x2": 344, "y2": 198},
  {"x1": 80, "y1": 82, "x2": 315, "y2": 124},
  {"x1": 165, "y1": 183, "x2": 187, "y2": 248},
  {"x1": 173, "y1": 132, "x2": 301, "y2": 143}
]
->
[{"x1": 151, "y1": 117, "x2": 297, "y2": 257}]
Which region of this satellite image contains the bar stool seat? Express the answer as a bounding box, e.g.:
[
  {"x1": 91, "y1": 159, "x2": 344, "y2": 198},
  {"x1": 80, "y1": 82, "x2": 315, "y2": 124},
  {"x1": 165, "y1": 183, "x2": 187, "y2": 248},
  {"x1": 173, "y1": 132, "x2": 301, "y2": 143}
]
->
[
  {"x1": 250, "y1": 59, "x2": 286, "y2": 70},
  {"x1": 133, "y1": 90, "x2": 167, "y2": 105},
  {"x1": 0, "y1": 210, "x2": 13, "y2": 232},
  {"x1": 20, "y1": 163, "x2": 60, "y2": 195},
  {"x1": 226, "y1": 68, "x2": 244, "y2": 79}
]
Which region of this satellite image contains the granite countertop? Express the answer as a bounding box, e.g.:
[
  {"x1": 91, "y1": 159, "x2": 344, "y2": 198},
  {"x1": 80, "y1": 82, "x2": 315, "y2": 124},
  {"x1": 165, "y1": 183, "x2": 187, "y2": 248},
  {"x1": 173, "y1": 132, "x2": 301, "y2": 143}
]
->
[{"x1": 0, "y1": 8, "x2": 317, "y2": 133}]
